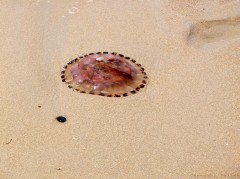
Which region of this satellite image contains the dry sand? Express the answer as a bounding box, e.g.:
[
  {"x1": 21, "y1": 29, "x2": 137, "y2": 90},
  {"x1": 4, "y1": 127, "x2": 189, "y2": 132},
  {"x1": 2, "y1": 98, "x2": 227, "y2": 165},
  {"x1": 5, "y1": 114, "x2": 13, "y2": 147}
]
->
[{"x1": 0, "y1": 0, "x2": 240, "y2": 178}]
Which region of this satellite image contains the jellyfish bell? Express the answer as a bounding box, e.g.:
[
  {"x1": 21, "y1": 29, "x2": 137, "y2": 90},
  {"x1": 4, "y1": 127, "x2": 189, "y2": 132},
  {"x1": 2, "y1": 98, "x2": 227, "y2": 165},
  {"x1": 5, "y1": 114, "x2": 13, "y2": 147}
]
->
[{"x1": 61, "y1": 52, "x2": 148, "y2": 97}]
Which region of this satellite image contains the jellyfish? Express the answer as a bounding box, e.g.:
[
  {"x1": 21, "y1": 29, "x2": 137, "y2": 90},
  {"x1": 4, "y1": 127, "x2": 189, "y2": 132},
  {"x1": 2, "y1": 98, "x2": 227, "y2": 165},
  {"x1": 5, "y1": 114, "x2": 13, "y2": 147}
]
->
[{"x1": 61, "y1": 52, "x2": 148, "y2": 97}]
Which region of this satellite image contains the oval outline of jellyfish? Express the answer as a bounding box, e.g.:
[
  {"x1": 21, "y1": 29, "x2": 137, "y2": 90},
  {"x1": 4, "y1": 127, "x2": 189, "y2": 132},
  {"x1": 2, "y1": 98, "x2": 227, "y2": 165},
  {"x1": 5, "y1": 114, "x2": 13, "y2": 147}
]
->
[{"x1": 61, "y1": 52, "x2": 148, "y2": 97}]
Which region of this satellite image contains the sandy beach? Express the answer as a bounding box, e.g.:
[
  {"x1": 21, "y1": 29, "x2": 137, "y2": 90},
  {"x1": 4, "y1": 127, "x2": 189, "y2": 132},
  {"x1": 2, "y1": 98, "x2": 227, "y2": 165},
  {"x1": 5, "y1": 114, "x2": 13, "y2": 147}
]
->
[{"x1": 0, "y1": 0, "x2": 240, "y2": 178}]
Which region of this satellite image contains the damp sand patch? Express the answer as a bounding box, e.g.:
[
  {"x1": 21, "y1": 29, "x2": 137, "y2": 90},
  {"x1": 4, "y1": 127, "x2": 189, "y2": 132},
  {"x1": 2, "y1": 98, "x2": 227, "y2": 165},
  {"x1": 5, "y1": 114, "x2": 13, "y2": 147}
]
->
[{"x1": 187, "y1": 16, "x2": 240, "y2": 50}]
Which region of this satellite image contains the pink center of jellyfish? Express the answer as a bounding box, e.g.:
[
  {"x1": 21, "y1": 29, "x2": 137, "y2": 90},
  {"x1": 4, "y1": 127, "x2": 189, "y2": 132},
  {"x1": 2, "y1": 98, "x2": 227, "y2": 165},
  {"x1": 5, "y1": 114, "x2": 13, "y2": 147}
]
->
[{"x1": 62, "y1": 52, "x2": 147, "y2": 97}]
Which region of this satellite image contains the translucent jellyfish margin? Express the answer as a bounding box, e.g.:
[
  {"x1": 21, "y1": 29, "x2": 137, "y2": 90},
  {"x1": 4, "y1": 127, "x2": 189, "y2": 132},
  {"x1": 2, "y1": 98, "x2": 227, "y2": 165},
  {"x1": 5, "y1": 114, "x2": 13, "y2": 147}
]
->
[{"x1": 61, "y1": 52, "x2": 148, "y2": 97}]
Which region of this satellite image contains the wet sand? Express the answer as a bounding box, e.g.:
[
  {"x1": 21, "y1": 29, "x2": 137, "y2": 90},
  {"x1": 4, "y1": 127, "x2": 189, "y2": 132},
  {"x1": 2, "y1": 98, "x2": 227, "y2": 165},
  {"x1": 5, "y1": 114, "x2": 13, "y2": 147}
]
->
[{"x1": 0, "y1": 0, "x2": 240, "y2": 178}]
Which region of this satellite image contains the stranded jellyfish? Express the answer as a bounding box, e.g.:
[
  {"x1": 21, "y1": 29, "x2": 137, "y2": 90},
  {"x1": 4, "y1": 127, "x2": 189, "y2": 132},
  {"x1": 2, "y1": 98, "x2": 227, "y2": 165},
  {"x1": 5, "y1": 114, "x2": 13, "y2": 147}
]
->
[{"x1": 61, "y1": 52, "x2": 148, "y2": 97}]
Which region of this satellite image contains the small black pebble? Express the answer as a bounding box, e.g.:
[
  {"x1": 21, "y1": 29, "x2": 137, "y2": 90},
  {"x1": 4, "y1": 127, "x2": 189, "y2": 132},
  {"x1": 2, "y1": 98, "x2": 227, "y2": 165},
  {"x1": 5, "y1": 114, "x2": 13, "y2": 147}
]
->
[
  {"x1": 56, "y1": 116, "x2": 66, "y2": 123},
  {"x1": 38, "y1": 106, "x2": 41, "y2": 108}
]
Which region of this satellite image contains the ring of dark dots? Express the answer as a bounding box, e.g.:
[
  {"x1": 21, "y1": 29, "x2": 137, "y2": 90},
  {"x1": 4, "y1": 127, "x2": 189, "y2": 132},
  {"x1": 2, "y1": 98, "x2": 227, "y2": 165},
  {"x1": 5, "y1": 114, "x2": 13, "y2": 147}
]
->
[{"x1": 61, "y1": 52, "x2": 148, "y2": 97}]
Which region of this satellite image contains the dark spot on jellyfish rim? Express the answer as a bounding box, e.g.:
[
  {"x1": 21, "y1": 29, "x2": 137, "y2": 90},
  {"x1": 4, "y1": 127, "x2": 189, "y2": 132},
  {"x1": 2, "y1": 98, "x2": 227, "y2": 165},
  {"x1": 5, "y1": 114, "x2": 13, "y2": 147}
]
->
[
  {"x1": 89, "y1": 91, "x2": 95, "y2": 94},
  {"x1": 140, "y1": 84, "x2": 145, "y2": 88},
  {"x1": 56, "y1": 116, "x2": 66, "y2": 123},
  {"x1": 62, "y1": 52, "x2": 148, "y2": 97},
  {"x1": 142, "y1": 80, "x2": 147, "y2": 84}
]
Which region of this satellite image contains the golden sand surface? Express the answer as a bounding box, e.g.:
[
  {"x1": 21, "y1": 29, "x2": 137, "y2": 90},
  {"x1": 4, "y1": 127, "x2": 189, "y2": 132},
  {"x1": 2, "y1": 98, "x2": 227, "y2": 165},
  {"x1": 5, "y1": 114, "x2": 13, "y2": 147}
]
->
[{"x1": 0, "y1": 0, "x2": 239, "y2": 178}]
